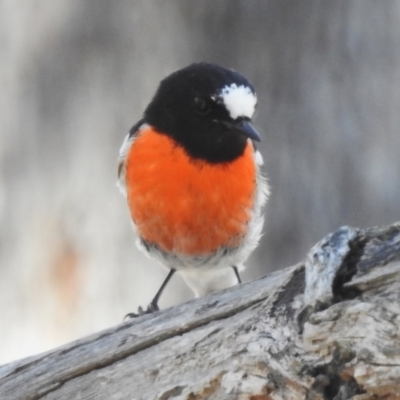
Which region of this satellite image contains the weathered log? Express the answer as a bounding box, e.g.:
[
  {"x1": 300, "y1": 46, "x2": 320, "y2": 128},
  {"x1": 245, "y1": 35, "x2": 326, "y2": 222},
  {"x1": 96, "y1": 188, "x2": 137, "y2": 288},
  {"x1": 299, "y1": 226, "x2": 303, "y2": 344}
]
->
[{"x1": 1, "y1": 222, "x2": 400, "y2": 400}]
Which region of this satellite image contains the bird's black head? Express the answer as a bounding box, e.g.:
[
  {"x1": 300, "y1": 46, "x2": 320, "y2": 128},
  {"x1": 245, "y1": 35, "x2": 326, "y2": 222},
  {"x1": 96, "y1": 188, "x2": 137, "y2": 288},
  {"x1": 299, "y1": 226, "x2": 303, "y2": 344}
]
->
[{"x1": 144, "y1": 63, "x2": 260, "y2": 163}]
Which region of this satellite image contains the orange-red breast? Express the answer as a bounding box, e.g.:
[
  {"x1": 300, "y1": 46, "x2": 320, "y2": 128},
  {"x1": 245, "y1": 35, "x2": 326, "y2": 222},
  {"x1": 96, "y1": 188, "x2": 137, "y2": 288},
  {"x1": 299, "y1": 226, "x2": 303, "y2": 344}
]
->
[{"x1": 118, "y1": 63, "x2": 269, "y2": 315}]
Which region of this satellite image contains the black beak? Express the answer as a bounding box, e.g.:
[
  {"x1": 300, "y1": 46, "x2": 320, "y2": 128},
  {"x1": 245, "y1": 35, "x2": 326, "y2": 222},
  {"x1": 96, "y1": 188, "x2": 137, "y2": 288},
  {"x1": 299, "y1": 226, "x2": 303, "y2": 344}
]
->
[
  {"x1": 219, "y1": 119, "x2": 261, "y2": 142},
  {"x1": 234, "y1": 120, "x2": 261, "y2": 142}
]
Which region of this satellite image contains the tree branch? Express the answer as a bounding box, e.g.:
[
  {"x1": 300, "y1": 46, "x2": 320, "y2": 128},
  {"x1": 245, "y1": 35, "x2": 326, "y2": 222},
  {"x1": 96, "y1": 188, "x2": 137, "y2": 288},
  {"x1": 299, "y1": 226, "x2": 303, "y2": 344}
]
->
[{"x1": 1, "y1": 222, "x2": 400, "y2": 400}]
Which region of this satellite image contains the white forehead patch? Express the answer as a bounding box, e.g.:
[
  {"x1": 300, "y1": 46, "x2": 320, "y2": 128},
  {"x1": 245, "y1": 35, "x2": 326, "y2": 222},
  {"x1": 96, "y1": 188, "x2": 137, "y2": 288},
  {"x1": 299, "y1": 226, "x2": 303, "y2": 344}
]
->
[{"x1": 218, "y1": 84, "x2": 257, "y2": 120}]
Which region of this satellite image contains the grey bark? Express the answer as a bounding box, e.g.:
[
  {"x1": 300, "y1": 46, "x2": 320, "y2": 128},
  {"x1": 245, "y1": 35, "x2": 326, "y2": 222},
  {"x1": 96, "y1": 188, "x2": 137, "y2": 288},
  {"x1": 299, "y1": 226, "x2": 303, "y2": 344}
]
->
[{"x1": 1, "y1": 222, "x2": 400, "y2": 400}]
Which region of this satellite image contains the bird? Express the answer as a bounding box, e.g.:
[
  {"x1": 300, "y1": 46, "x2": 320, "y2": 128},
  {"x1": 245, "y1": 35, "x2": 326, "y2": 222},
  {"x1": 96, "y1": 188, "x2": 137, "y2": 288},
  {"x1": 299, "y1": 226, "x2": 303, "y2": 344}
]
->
[{"x1": 117, "y1": 62, "x2": 269, "y2": 316}]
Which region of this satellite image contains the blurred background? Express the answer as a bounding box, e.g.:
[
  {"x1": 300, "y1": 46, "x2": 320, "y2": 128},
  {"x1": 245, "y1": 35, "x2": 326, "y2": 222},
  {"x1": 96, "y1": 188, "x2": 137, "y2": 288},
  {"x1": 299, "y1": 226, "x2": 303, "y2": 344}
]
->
[{"x1": 1, "y1": 0, "x2": 399, "y2": 364}]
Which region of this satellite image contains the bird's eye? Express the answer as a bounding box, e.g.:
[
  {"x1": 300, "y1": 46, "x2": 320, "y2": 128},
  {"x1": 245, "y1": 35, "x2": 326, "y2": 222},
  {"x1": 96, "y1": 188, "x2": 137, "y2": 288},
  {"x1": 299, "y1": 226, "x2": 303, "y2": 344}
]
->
[{"x1": 194, "y1": 97, "x2": 211, "y2": 115}]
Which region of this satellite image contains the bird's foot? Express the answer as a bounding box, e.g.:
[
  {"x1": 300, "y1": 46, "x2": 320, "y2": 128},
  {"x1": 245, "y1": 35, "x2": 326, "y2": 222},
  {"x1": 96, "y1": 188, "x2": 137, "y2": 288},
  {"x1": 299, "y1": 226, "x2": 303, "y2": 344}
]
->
[{"x1": 124, "y1": 302, "x2": 159, "y2": 320}]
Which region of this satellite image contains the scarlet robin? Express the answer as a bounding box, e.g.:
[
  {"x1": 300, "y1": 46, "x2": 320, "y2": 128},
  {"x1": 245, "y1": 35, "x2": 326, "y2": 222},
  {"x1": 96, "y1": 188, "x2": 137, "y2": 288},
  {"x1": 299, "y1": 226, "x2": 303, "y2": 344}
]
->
[{"x1": 118, "y1": 63, "x2": 269, "y2": 315}]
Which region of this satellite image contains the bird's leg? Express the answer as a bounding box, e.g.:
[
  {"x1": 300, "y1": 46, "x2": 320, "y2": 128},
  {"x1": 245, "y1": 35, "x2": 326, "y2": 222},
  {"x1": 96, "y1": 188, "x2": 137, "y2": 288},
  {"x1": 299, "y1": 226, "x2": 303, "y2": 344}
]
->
[
  {"x1": 232, "y1": 265, "x2": 242, "y2": 284},
  {"x1": 124, "y1": 269, "x2": 176, "y2": 319},
  {"x1": 147, "y1": 268, "x2": 176, "y2": 311}
]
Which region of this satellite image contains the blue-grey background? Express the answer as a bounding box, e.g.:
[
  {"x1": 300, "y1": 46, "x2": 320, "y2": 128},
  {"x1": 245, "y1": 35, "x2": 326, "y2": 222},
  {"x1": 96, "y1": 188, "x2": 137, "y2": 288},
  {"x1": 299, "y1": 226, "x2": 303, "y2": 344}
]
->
[{"x1": 1, "y1": 0, "x2": 399, "y2": 363}]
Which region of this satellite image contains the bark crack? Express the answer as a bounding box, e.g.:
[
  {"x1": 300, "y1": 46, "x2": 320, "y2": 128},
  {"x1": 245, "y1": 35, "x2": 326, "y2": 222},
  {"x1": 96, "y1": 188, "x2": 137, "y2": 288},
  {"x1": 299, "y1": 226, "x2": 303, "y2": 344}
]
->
[
  {"x1": 332, "y1": 233, "x2": 365, "y2": 302},
  {"x1": 305, "y1": 347, "x2": 365, "y2": 400},
  {"x1": 33, "y1": 295, "x2": 269, "y2": 400}
]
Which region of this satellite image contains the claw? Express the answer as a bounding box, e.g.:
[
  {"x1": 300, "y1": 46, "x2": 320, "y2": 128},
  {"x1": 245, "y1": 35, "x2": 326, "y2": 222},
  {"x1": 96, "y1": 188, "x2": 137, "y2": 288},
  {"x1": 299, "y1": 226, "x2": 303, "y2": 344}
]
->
[{"x1": 123, "y1": 302, "x2": 159, "y2": 320}]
